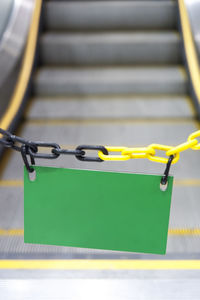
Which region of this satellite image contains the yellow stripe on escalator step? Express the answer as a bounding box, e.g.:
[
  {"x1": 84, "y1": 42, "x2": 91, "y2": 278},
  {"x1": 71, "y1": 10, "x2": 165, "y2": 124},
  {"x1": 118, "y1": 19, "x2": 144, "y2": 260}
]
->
[
  {"x1": 0, "y1": 259, "x2": 200, "y2": 270},
  {"x1": 1, "y1": 179, "x2": 200, "y2": 188},
  {"x1": 1, "y1": 228, "x2": 200, "y2": 237}
]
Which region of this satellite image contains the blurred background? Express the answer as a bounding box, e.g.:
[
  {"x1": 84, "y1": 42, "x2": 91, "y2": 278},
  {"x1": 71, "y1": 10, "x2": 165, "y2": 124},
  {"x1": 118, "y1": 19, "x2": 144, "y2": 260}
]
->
[{"x1": 0, "y1": 0, "x2": 200, "y2": 298}]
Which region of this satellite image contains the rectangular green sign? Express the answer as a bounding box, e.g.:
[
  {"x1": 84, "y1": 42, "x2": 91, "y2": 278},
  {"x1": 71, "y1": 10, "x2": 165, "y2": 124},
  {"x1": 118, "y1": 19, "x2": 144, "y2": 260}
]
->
[{"x1": 24, "y1": 166, "x2": 173, "y2": 254}]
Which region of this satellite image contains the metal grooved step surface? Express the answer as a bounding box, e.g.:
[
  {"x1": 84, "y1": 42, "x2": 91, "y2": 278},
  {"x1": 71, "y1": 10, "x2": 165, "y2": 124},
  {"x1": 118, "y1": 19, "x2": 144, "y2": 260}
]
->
[
  {"x1": 40, "y1": 32, "x2": 181, "y2": 65},
  {"x1": 1, "y1": 1, "x2": 200, "y2": 289}
]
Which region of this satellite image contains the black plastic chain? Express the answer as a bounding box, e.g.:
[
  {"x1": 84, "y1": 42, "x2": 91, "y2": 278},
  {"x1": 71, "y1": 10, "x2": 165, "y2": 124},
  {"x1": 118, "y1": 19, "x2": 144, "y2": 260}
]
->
[{"x1": 0, "y1": 128, "x2": 108, "y2": 172}]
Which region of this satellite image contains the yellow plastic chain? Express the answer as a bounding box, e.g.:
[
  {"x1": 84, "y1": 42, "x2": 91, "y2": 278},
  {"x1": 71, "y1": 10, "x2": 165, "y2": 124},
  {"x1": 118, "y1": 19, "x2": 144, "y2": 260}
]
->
[{"x1": 98, "y1": 130, "x2": 200, "y2": 164}]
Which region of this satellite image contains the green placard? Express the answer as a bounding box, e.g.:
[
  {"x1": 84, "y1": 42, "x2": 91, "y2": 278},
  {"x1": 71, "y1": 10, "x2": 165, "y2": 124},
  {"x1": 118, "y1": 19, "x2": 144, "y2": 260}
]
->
[{"x1": 24, "y1": 166, "x2": 173, "y2": 254}]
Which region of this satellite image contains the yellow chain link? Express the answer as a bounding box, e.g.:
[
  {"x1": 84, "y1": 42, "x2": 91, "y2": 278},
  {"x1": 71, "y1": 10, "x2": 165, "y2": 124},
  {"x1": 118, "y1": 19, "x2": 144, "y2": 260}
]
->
[
  {"x1": 98, "y1": 130, "x2": 200, "y2": 164},
  {"x1": 99, "y1": 147, "x2": 130, "y2": 161},
  {"x1": 122, "y1": 146, "x2": 155, "y2": 159},
  {"x1": 188, "y1": 131, "x2": 200, "y2": 150}
]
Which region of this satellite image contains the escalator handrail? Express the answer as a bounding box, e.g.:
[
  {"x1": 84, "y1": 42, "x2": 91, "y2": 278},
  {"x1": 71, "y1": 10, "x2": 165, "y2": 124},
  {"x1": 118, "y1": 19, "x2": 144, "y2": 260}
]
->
[
  {"x1": 178, "y1": 0, "x2": 200, "y2": 113},
  {"x1": 0, "y1": 0, "x2": 34, "y2": 90},
  {"x1": 0, "y1": 0, "x2": 42, "y2": 131}
]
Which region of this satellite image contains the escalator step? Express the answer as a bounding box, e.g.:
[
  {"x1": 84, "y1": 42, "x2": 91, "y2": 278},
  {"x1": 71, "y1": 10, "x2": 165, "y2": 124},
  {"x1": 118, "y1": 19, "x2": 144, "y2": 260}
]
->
[
  {"x1": 27, "y1": 96, "x2": 193, "y2": 119},
  {"x1": 40, "y1": 32, "x2": 181, "y2": 66},
  {"x1": 44, "y1": 1, "x2": 177, "y2": 31},
  {"x1": 34, "y1": 66, "x2": 187, "y2": 96}
]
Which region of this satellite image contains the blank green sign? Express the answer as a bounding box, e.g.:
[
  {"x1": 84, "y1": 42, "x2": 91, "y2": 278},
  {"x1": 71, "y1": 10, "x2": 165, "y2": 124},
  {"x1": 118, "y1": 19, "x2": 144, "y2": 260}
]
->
[{"x1": 24, "y1": 166, "x2": 173, "y2": 254}]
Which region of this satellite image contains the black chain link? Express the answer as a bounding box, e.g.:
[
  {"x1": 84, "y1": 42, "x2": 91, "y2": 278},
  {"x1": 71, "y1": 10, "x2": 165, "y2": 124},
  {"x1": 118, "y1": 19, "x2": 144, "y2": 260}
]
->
[
  {"x1": 75, "y1": 145, "x2": 108, "y2": 162},
  {"x1": 52, "y1": 148, "x2": 85, "y2": 157}
]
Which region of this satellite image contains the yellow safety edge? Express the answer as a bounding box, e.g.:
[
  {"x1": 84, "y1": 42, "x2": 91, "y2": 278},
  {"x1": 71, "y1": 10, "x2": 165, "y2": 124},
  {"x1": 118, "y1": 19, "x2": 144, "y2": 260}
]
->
[
  {"x1": 1, "y1": 259, "x2": 200, "y2": 270},
  {"x1": 0, "y1": 0, "x2": 42, "y2": 131},
  {"x1": 178, "y1": 0, "x2": 200, "y2": 106},
  {"x1": 1, "y1": 228, "x2": 200, "y2": 236},
  {"x1": 98, "y1": 129, "x2": 200, "y2": 163}
]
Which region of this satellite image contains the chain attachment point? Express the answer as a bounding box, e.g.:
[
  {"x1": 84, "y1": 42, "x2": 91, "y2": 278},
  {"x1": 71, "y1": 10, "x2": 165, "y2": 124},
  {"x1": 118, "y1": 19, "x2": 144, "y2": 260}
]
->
[
  {"x1": 21, "y1": 145, "x2": 35, "y2": 173},
  {"x1": 160, "y1": 155, "x2": 174, "y2": 191}
]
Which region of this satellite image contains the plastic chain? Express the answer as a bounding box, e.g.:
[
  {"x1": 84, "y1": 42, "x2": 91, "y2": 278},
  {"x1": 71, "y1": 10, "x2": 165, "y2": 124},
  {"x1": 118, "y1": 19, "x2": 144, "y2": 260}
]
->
[{"x1": 98, "y1": 130, "x2": 200, "y2": 164}]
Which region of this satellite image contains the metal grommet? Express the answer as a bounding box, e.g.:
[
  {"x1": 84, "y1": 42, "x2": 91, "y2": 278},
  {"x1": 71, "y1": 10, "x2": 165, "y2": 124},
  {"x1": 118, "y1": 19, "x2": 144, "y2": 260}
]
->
[
  {"x1": 28, "y1": 169, "x2": 36, "y2": 182},
  {"x1": 160, "y1": 181, "x2": 168, "y2": 192}
]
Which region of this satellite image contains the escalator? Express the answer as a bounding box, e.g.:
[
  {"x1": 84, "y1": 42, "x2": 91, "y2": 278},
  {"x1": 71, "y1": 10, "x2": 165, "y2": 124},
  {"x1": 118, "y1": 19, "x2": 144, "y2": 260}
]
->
[{"x1": 0, "y1": 0, "x2": 200, "y2": 296}]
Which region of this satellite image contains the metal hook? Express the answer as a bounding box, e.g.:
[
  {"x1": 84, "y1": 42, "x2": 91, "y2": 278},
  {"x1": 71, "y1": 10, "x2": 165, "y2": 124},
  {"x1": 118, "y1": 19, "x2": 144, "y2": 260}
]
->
[
  {"x1": 21, "y1": 145, "x2": 35, "y2": 173},
  {"x1": 160, "y1": 155, "x2": 174, "y2": 191}
]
